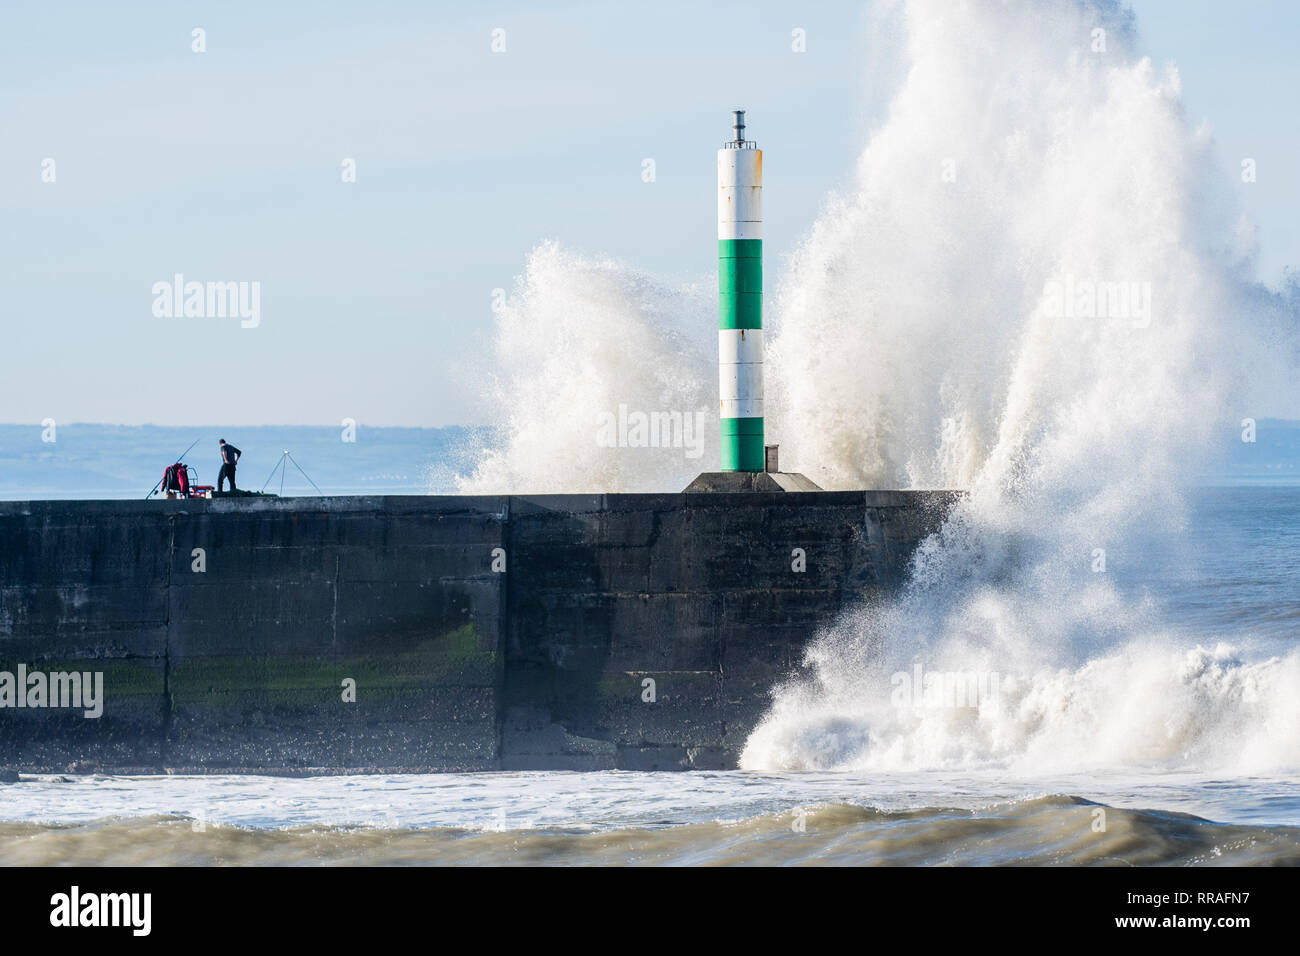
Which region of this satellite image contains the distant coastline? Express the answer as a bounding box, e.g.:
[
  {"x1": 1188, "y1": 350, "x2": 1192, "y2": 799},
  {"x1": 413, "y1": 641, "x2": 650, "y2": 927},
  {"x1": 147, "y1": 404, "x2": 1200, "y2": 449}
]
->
[
  {"x1": 1, "y1": 419, "x2": 1298, "y2": 499},
  {"x1": 0, "y1": 423, "x2": 486, "y2": 499}
]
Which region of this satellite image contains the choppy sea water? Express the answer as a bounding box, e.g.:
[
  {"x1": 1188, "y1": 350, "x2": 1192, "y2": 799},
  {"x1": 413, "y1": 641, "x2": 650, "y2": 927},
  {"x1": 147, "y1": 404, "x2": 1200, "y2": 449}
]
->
[{"x1": 1, "y1": 770, "x2": 1299, "y2": 866}]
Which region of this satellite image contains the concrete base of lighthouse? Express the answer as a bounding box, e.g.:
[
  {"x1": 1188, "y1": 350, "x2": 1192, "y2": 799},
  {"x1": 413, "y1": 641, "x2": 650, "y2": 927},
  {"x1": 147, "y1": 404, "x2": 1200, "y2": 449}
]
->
[{"x1": 683, "y1": 471, "x2": 823, "y2": 493}]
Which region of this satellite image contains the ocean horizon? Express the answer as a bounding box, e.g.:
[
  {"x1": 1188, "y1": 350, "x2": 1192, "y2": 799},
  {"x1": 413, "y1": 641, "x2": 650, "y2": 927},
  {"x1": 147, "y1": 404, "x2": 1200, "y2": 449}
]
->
[{"x1": 4, "y1": 419, "x2": 1300, "y2": 500}]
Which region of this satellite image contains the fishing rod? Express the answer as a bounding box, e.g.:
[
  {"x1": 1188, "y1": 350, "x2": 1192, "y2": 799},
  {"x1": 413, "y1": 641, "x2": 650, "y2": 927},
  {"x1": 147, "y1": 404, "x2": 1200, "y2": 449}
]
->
[
  {"x1": 261, "y1": 450, "x2": 324, "y2": 496},
  {"x1": 285, "y1": 452, "x2": 323, "y2": 496},
  {"x1": 145, "y1": 436, "x2": 202, "y2": 499},
  {"x1": 260, "y1": 453, "x2": 285, "y2": 494}
]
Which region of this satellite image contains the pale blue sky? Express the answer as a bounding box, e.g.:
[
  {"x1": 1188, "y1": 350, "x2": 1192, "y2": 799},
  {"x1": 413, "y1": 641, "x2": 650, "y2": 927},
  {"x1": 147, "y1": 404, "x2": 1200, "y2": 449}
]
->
[{"x1": 2, "y1": 0, "x2": 1297, "y2": 426}]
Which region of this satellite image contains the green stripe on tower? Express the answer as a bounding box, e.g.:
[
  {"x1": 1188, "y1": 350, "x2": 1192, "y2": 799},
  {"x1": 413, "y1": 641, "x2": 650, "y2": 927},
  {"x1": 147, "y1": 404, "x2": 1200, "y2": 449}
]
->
[
  {"x1": 717, "y1": 241, "x2": 763, "y2": 330},
  {"x1": 719, "y1": 256, "x2": 762, "y2": 294},
  {"x1": 718, "y1": 293, "x2": 762, "y2": 329},
  {"x1": 718, "y1": 239, "x2": 762, "y2": 259},
  {"x1": 720, "y1": 418, "x2": 765, "y2": 471}
]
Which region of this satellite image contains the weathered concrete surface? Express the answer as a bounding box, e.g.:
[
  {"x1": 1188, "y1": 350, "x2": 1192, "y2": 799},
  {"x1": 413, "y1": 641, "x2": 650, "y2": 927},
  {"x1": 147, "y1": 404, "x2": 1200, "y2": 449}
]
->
[
  {"x1": 683, "y1": 472, "x2": 823, "y2": 492},
  {"x1": 0, "y1": 492, "x2": 957, "y2": 773}
]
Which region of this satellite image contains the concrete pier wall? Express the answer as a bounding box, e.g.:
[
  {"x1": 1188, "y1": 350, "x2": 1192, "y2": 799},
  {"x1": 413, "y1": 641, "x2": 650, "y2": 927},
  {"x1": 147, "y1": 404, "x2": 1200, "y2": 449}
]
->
[{"x1": 0, "y1": 492, "x2": 955, "y2": 773}]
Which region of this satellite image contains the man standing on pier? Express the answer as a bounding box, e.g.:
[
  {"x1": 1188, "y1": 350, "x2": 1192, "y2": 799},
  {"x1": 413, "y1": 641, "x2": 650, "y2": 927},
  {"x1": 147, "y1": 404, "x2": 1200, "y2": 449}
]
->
[{"x1": 218, "y1": 438, "x2": 241, "y2": 492}]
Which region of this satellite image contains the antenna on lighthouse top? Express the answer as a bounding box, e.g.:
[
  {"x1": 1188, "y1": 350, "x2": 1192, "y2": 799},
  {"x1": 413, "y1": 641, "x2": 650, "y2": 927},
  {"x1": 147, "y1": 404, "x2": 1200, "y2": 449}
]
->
[{"x1": 731, "y1": 109, "x2": 746, "y2": 144}]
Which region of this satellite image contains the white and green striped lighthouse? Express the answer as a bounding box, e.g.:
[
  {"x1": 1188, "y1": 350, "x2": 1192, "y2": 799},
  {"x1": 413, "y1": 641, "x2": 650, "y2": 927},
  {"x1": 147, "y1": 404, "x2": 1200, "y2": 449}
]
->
[
  {"x1": 717, "y1": 110, "x2": 764, "y2": 471},
  {"x1": 686, "y1": 113, "x2": 820, "y2": 493}
]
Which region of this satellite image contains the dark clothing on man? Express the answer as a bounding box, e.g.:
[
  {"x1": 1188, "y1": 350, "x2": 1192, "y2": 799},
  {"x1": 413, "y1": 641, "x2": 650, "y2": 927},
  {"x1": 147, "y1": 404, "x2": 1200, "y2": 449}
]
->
[
  {"x1": 218, "y1": 462, "x2": 238, "y2": 492},
  {"x1": 218, "y1": 442, "x2": 241, "y2": 492}
]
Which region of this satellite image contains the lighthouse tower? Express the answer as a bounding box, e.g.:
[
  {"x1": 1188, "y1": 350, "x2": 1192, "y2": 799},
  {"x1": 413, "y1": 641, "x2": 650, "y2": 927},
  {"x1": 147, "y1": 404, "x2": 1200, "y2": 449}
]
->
[
  {"x1": 685, "y1": 110, "x2": 820, "y2": 493},
  {"x1": 717, "y1": 110, "x2": 764, "y2": 472}
]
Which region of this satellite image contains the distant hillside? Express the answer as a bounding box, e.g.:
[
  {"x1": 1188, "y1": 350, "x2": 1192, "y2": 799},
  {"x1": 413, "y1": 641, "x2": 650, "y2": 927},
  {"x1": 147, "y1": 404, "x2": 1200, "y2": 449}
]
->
[
  {"x1": 1218, "y1": 418, "x2": 1300, "y2": 484},
  {"x1": 0, "y1": 424, "x2": 487, "y2": 499},
  {"x1": 1, "y1": 419, "x2": 1297, "y2": 500}
]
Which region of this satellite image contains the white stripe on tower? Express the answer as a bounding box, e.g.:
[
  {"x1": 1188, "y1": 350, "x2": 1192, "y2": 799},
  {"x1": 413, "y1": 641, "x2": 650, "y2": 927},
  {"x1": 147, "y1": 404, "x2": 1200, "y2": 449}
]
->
[
  {"x1": 717, "y1": 150, "x2": 763, "y2": 241},
  {"x1": 718, "y1": 328, "x2": 764, "y2": 418}
]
